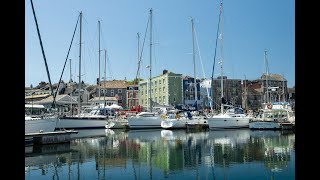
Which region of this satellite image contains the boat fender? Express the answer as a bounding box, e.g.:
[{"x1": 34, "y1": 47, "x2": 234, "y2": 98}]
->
[
  {"x1": 175, "y1": 114, "x2": 180, "y2": 120},
  {"x1": 267, "y1": 104, "x2": 273, "y2": 109},
  {"x1": 161, "y1": 114, "x2": 166, "y2": 120}
]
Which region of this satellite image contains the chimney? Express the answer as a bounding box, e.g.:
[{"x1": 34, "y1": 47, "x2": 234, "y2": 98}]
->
[{"x1": 163, "y1": 69, "x2": 168, "y2": 74}]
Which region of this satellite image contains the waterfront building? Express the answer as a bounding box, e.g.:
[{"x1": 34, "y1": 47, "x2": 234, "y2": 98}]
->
[
  {"x1": 182, "y1": 76, "x2": 201, "y2": 106},
  {"x1": 260, "y1": 73, "x2": 288, "y2": 103},
  {"x1": 126, "y1": 84, "x2": 139, "y2": 109},
  {"x1": 210, "y1": 76, "x2": 243, "y2": 110},
  {"x1": 96, "y1": 80, "x2": 128, "y2": 108},
  {"x1": 244, "y1": 73, "x2": 288, "y2": 110},
  {"x1": 25, "y1": 81, "x2": 65, "y2": 103},
  {"x1": 139, "y1": 70, "x2": 182, "y2": 110},
  {"x1": 89, "y1": 96, "x2": 118, "y2": 106},
  {"x1": 36, "y1": 94, "x2": 78, "y2": 113}
]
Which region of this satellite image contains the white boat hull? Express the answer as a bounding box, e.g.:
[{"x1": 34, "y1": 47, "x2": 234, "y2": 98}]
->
[
  {"x1": 56, "y1": 117, "x2": 107, "y2": 129},
  {"x1": 207, "y1": 116, "x2": 250, "y2": 129},
  {"x1": 105, "y1": 119, "x2": 128, "y2": 129},
  {"x1": 25, "y1": 116, "x2": 58, "y2": 134},
  {"x1": 186, "y1": 118, "x2": 209, "y2": 129},
  {"x1": 127, "y1": 116, "x2": 162, "y2": 129},
  {"x1": 249, "y1": 121, "x2": 281, "y2": 129},
  {"x1": 161, "y1": 119, "x2": 187, "y2": 129}
]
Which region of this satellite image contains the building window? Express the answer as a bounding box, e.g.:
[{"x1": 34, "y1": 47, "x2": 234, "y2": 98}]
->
[
  {"x1": 119, "y1": 96, "x2": 122, "y2": 100},
  {"x1": 163, "y1": 79, "x2": 165, "y2": 84},
  {"x1": 163, "y1": 96, "x2": 165, "y2": 104},
  {"x1": 118, "y1": 89, "x2": 122, "y2": 93},
  {"x1": 155, "y1": 97, "x2": 157, "y2": 102},
  {"x1": 159, "y1": 80, "x2": 161, "y2": 85},
  {"x1": 118, "y1": 100, "x2": 122, "y2": 103},
  {"x1": 141, "y1": 99, "x2": 143, "y2": 105},
  {"x1": 163, "y1": 87, "x2": 165, "y2": 92},
  {"x1": 155, "y1": 81, "x2": 157, "y2": 87},
  {"x1": 111, "y1": 90, "x2": 114, "y2": 96},
  {"x1": 159, "y1": 88, "x2": 161, "y2": 93}
]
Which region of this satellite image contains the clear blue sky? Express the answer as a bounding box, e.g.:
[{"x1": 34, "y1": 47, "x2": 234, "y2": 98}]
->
[{"x1": 25, "y1": 0, "x2": 295, "y2": 88}]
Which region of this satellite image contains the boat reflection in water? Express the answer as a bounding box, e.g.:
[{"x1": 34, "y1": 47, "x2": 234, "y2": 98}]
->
[{"x1": 25, "y1": 129, "x2": 295, "y2": 179}]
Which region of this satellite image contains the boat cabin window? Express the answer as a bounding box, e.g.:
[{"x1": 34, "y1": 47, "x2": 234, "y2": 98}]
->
[
  {"x1": 25, "y1": 106, "x2": 47, "y2": 115},
  {"x1": 169, "y1": 114, "x2": 175, "y2": 119},
  {"x1": 98, "y1": 109, "x2": 106, "y2": 115},
  {"x1": 234, "y1": 108, "x2": 244, "y2": 114},
  {"x1": 279, "y1": 111, "x2": 288, "y2": 118},
  {"x1": 89, "y1": 109, "x2": 99, "y2": 115},
  {"x1": 97, "y1": 108, "x2": 114, "y2": 116},
  {"x1": 265, "y1": 112, "x2": 273, "y2": 119}
]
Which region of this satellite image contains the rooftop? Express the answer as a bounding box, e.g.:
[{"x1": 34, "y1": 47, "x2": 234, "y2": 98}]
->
[{"x1": 99, "y1": 80, "x2": 128, "y2": 88}]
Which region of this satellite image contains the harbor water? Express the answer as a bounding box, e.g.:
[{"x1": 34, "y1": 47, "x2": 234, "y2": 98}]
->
[{"x1": 25, "y1": 128, "x2": 295, "y2": 179}]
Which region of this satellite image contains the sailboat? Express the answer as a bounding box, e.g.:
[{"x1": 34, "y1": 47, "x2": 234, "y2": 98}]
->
[
  {"x1": 206, "y1": 0, "x2": 251, "y2": 129},
  {"x1": 56, "y1": 14, "x2": 114, "y2": 130},
  {"x1": 160, "y1": 18, "x2": 208, "y2": 129},
  {"x1": 105, "y1": 49, "x2": 129, "y2": 129},
  {"x1": 127, "y1": 8, "x2": 167, "y2": 129},
  {"x1": 25, "y1": 0, "x2": 59, "y2": 134},
  {"x1": 249, "y1": 51, "x2": 295, "y2": 130}
]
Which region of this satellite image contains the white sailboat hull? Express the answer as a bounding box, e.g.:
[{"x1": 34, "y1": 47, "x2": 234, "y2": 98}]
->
[
  {"x1": 105, "y1": 119, "x2": 128, "y2": 129},
  {"x1": 127, "y1": 116, "x2": 162, "y2": 129},
  {"x1": 207, "y1": 115, "x2": 250, "y2": 129},
  {"x1": 25, "y1": 116, "x2": 58, "y2": 134},
  {"x1": 56, "y1": 117, "x2": 107, "y2": 129},
  {"x1": 161, "y1": 119, "x2": 187, "y2": 129}
]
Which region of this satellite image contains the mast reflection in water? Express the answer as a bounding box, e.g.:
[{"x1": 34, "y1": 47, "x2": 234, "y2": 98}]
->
[{"x1": 25, "y1": 129, "x2": 295, "y2": 179}]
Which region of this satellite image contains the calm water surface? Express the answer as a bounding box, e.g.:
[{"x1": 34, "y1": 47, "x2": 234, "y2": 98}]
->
[{"x1": 25, "y1": 128, "x2": 295, "y2": 179}]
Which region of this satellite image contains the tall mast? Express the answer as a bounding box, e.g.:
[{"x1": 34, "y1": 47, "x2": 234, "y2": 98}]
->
[
  {"x1": 211, "y1": 0, "x2": 223, "y2": 112},
  {"x1": 78, "y1": 11, "x2": 82, "y2": 116},
  {"x1": 191, "y1": 18, "x2": 197, "y2": 104},
  {"x1": 244, "y1": 74, "x2": 247, "y2": 110},
  {"x1": 264, "y1": 50, "x2": 269, "y2": 103},
  {"x1": 149, "y1": 8, "x2": 153, "y2": 112},
  {"x1": 70, "y1": 59, "x2": 73, "y2": 115},
  {"x1": 98, "y1": 20, "x2": 101, "y2": 103},
  {"x1": 136, "y1": 32, "x2": 140, "y2": 109},
  {"x1": 282, "y1": 75, "x2": 285, "y2": 101},
  {"x1": 137, "y1": 32, "x2": 140, "y2": 85},
  {"x1": 70, "y1": 59, "x2": 72, "y2": 82},
  {"x1": 104, "y1": 50, "x2": 107, "y2": 107},
  {"x1": 218, "y1": 0, "x2": 224, "y2": 114},
  {"x1": 30, "y1": 0, "x2": 55, "y2": 106}
]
